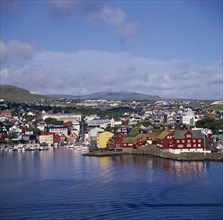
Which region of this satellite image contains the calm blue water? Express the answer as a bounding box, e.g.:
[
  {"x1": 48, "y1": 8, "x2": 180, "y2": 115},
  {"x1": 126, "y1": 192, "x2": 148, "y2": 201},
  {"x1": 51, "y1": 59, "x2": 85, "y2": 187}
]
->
[{"x1": 0, "y1": 148, "x2": 222, "y2": 220}]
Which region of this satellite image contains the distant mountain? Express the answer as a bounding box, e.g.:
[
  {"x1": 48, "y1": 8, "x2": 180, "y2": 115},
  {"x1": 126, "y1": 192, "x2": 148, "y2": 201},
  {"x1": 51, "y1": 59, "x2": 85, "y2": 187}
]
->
[
  {"x1": 46, "y1": 94, "x2": 76, "y2": 99},
  {"x1": 78, "y1": 92, "x2": 161, "y2": 101},
  {"x1": 0, "y1": 85, "x2": 47, "y2": 102},
  {"x1": 0, "y1": 85, "x2": 161, "y2": 102},
  {"x1": 47, "y1": 92, "x2": 161, "y2": 101}
]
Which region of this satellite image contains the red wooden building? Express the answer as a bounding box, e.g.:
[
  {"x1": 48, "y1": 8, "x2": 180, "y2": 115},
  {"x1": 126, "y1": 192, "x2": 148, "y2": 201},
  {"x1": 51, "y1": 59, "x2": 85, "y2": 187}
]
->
[{"x1": 157, "y1": 129, "x2": 211, "y2": 154}]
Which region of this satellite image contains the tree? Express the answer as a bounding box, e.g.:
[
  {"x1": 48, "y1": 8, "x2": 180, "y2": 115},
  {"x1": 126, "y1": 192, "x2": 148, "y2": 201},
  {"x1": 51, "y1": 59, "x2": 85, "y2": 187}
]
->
[
  {"x1": 32, "y1": 128, "x2": 41, "y2": 135},
  {"x1": 44, "y1": 117, "x2": 63, "y2": 125},
  {"x1": 196, "y1": 117, "x2": 223, "y2": 134}
]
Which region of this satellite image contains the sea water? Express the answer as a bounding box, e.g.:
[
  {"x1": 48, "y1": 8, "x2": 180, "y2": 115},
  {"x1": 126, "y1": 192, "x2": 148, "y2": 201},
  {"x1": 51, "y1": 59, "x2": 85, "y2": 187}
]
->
[{"x1": 0, "y1": 148, "x2": 222, "y2": 220}]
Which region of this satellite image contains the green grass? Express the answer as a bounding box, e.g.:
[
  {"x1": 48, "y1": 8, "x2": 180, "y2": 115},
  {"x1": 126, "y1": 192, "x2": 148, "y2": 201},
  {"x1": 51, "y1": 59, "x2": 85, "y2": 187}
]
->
[
  {"x1": 207, "y1": 104, "x2": 223, "y2": 112},
  {"x1": 0, "y1": 84, "x2": 47, "y2": 103}
]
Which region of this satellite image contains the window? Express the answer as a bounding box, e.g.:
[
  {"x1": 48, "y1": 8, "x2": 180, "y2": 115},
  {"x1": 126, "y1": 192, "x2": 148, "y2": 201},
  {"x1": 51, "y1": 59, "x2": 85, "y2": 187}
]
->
[
  {"x1": 182, "y1": 140, "x2": 185, "y2": 143},
  {"x1": 177, "y1": 140, "x2": 180, "y2": 143},
  {"x1": 187, "y1": 144, "x2": 191, "y2": 148},
  {"x1": 186, "y1": 134, "x2": 191, "y2": 138},
  {"x1": 187, "y1": 139, "x2": 191, "y2": 143},
  {"x1": 198, "y1": 144, "x2": 201, "y2": 147},
  {"x1": 198, "y1": 139, "x2": 201, "y2": 143},
  {"x1": 193, "y1": 139, "x2": 196, "y2": 143},
  {"x1": 178, "y1": 144, "x2": 183, "y2": 148}
]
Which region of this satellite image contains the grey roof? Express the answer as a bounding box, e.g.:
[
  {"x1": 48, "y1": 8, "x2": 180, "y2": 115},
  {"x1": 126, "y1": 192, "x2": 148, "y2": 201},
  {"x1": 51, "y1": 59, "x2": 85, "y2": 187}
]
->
[
  {"x1": 173, "y1": 130, "x2": 185, "y2": 139},
  {"x1": 192, "y1": 130, "x2": 203, "y2": 138},
  {"x1": 174, "y1": 130, "x2": 203, "y2": 139}
]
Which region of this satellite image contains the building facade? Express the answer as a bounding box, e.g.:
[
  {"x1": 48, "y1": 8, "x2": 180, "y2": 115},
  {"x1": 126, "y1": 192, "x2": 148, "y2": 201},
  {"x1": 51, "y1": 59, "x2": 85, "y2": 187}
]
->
[{"x1": 97, "y1": 131, "x2": 114, "y2": 149}]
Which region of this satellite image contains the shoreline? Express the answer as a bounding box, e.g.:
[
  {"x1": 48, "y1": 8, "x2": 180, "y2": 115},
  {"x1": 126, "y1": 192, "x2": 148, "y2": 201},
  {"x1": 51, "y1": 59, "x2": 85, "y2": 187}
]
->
[{"x1": 83, "y1": 145, "x2": 223, "y2": 162}]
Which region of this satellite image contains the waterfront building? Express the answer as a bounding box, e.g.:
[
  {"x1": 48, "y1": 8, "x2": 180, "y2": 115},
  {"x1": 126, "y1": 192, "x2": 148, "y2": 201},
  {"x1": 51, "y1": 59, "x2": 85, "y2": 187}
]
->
[
  {"x1": 39, "y1": 132, "x2": 54, "y2": 145},
  {"x1": 48, "y1": 125, "x2": 68, "y2": 136},
  {"x1": 157, "y1": 129, "x2": 211, "y2": 154},
  {"x1": 67, "y1": 133, "x2": 78, "y2": 144},
  {"x1": 113, "y1": 134, "x2": 124, "y2": 151},
  {"x1": 113, "y1": 131, "x2": 162, "y2": 151},
  {"x1": 88, "y1": 127, "x2": 104, "y2": 147},
  {"x1": 97, "y1": 131, "x2": 114, "y2": 149}
]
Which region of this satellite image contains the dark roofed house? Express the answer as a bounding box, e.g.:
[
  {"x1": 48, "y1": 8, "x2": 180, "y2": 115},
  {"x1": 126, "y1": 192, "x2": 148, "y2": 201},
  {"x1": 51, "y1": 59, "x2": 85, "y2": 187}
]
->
[
  {"x1": 157, "y1": 130, "x2": 174, "y2": 151},
  {"x1": 157, "y1": 129, "x2": 211, "y2": 154}
]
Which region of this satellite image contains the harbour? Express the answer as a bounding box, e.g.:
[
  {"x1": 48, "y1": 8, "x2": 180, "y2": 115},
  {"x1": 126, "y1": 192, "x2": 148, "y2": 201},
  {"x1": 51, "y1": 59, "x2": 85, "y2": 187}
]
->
[{"x1": 1, "y1": 148, "x2": 222, "y2": 219}]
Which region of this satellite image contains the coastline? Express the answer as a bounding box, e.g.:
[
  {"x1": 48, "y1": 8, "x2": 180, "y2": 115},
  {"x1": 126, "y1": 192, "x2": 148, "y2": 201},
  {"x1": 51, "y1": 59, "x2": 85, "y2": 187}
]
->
[{"x1": 83, "y1": 145, "x2": 223, "y2": 162}]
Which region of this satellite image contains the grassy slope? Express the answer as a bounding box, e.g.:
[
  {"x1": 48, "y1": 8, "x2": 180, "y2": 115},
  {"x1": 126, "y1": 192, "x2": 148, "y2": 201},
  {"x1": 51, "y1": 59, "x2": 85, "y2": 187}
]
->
[
  {"x1": 0, "y1": 84, "x2": 46, "y2": 102},
  {"x1": 207, "y1": 104, "x2": 223, "y2": 112}
]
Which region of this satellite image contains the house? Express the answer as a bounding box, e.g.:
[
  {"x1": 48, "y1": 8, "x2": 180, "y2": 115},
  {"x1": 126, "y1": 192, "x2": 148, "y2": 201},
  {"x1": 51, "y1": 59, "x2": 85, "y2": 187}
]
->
[
  {"x1": 113, "y1": 125, "x2": 131, "y2": 135},
  {"x1": 39, "y1": 132, "x2": 54, "y2": 145},
  {"x1": 137, "y1": 131, "x2": 162, "y2": 145},
  {"x1": 48, "y1": 125, "x2": 68, "y2": 136},
  {"x1": 42, "y1": 113, "x2": 82, "y2": 122},
  {"x1": 157, "y1": 130, "x2": 174, "y2": 151},
  {"x1": 182, "y1": 109, "x2": 198, "y2": 126},
  {"x1": 113, "y1": 134, "x2": 124, "y2": 151},
  {"x1": 67, "y1": 133, "x2": 78, "y2": 144},
  {"x1": 97, "y1": 131, "x2": 114, "y2": 149},
  {"x1": 53, "y1": 133, "x2": 66, "y2": 144},
  {"x1": 152, "y1": 114, "x2": 165, "y2": 127},
  {"x1": 88, "y1": 127, "x2": 104, "y2": 147},
  {"x1": 0, "y1": 132, "x2": 6, "y2": 140},
  {"x1": 86, "y1": 119, "x2": 110, "y2": 128},
  {"x1": 21, "y1": 134, "x2": 38, "y2": 143},
  {"x1": 170, "y1": 130, "x2": 210, "y2": 154},
  {"x1": 71, "y1": 120, "x2": 80, "y2": 134},
  {"x1": 157, "y1": 129, "x2": 211, "y2": 154},
  {"x1": 112, "y1": 131, "x2": 162, "y2": 151},
  {"x1": 122, "y1": 137, "x2": 137, "y2": 149},
  {"x1": 0, "y1": 111, "x2": 13, "y2": 118}
]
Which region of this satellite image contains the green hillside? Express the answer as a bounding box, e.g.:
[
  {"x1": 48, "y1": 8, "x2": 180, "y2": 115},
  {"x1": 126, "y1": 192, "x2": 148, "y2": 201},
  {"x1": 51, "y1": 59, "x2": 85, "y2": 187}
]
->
[
  {"x1": 207, "y1": 104, "x2": 223, "y2": 112},
  {"x1": 0, "y1": 84, "x2": 46, "y2": 103}
]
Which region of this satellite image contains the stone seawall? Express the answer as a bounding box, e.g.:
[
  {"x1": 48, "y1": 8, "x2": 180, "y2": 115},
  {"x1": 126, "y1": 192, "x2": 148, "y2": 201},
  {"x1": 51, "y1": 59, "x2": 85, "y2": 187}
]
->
[
  {"x1": 84, "y1": 145, "x2": 223, "y2": 161},
  {"x1": 130, "y1": 145, "x2": 223, "y2": 161}
]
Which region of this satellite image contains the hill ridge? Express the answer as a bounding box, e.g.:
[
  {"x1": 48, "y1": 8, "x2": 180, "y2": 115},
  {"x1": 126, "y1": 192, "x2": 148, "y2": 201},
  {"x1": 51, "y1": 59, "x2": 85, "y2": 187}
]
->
[
  {"x1": 47, "y1": 91, "x2": 161, "y2": 100},
  {"x1": 0, "y1": 84, "x2": 46, "y2": 102}
]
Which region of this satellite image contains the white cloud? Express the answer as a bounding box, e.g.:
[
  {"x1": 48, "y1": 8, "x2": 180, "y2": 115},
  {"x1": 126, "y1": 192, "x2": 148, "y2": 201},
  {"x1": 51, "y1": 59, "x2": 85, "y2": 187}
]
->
[
  {"x1": 100, "y1": 7, "x2": 138, "y2": 39},
  {"x1": 0, "y1": 49, "x2": 221, "y2": 99},
  {"x1": 47, "y1": 0, "x2": 138, "y2": 43},
  {"x1": 0, "y1": 40, "x2": 35, "y2": 63}
]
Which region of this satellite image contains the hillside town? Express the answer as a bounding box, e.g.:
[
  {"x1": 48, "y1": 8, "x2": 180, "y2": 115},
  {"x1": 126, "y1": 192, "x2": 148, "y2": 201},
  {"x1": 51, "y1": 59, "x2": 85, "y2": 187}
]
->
[{"x1": 0, "y1": 98, "x2": 223, "y2": 156}]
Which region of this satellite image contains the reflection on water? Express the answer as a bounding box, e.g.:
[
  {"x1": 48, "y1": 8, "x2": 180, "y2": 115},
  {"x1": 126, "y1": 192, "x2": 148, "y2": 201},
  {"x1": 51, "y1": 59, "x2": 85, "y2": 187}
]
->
[
  {"x1": 111, "y1": 155, "x2": 207, "y2": 182},
  {"x1": 98, "y1": 157, "x2": 112, "y2": 170},
  {"x1": 0, "y1": 150, "x2": 209, "y2": 182},
  {"x1": 1, "y1": 148, "x2": 222, "y2": 220}
]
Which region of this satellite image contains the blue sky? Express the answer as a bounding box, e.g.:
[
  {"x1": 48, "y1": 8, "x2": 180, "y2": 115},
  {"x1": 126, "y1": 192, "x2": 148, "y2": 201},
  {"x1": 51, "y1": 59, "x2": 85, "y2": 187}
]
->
[{"x1": 0, "y1": 0, "x2": 222, "y2": 99}]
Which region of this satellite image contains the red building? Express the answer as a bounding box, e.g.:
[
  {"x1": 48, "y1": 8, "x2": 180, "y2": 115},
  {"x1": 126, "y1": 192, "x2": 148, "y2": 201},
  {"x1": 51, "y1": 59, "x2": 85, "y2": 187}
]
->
[
  {"x1": 157, "y1": 129, "x2": 211, "y2": 154},
  {"x1": 113, "y1": 134, "x2": 124, "y2": 151},
  {"x1": 113, "y1": 132, "x2": 162, "y2": 151},
  {"x1": 67, "y1": 133, "x2": 78, "y2": 144},
  {"x1": 0, "y1": 132, "x2": 6, "y2": 140},
  {"x1": 0, "y1": 111, "x2": 12, "y2": 118},
  {"x1": 157, "y1": 130, "x2": 174, "y2": 150}
]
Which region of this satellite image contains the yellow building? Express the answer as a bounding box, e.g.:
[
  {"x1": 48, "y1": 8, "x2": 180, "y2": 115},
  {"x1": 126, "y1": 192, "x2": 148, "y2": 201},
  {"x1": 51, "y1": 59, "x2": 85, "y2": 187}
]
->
[
  {"x1": 39, "y1": 133, "x2": 54, "y2": 145},
  {"x1": 97, "y1": 131, "x2": 114, "y2": 149}
]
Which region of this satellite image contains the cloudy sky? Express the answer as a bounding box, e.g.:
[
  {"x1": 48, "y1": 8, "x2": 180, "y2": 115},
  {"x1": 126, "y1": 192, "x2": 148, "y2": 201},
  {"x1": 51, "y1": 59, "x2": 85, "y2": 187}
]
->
[{"x1": 0, "y1": 0, "x2": 222, "y2": 99}]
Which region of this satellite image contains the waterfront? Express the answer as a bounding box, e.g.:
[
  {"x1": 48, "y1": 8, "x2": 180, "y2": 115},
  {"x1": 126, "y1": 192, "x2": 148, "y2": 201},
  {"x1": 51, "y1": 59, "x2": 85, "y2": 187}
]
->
[{"x1": 0, "y1": 148, "x2": 223, "y2": 220}]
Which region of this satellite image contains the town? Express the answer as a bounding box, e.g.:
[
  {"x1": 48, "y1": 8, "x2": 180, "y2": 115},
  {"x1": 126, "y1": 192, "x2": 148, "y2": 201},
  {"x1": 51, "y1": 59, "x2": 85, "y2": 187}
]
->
[{"x1": 0, "y1": 98, "x2": 223, "y2": 159}]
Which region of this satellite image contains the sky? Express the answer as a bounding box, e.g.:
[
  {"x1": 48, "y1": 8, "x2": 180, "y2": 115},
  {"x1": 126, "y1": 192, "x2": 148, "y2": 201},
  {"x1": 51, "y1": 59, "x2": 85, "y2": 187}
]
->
[{"x1": 0, "y1": 0, "x2": 222, "y2": 100}]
